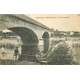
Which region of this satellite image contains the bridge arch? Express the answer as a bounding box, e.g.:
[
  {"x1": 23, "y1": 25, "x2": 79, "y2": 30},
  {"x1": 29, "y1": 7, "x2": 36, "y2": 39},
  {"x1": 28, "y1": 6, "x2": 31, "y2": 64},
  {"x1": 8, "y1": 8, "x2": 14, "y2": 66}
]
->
[{"x1": 8, "y1": 27, "x2": 39, "y2": 60}]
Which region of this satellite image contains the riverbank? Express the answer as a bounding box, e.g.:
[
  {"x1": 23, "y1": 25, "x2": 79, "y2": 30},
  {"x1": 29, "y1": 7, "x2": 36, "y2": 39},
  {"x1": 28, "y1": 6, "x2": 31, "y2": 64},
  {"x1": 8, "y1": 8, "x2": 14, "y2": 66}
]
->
[{"x1": 0, "y1": 59, "x2": 44, "y2": 65}]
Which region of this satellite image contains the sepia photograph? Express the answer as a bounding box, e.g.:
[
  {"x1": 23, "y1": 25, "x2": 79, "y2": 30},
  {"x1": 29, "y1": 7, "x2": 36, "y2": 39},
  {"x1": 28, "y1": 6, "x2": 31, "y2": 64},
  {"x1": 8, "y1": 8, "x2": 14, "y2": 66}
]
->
[{"x1": 0, "y1": 14, "x2": 80, "y2": 65}]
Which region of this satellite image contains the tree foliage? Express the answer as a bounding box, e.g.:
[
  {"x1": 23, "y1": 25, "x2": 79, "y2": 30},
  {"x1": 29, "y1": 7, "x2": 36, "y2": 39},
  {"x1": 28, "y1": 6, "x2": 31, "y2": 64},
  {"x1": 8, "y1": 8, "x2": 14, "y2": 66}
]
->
[{"x1": 47, "y1": 42, "x2": 75, "y2": 65}]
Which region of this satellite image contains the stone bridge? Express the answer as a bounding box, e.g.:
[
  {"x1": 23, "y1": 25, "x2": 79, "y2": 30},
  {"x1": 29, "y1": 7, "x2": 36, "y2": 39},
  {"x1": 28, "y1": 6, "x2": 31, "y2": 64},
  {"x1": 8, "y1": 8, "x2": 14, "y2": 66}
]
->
[{"x1": 0, "y1": 14, "x2": 53, "y2": 60}]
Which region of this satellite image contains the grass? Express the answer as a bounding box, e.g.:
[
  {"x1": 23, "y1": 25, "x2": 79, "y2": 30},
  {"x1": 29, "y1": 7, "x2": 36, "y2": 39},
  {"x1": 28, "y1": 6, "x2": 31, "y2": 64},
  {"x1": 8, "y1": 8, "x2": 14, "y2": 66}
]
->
[
  {"x1": 0, "y1": 59, "x2": 43, "y2": 65},
  {"x1": 0, "y1": 59, "x2": 15, "y2": 65}
]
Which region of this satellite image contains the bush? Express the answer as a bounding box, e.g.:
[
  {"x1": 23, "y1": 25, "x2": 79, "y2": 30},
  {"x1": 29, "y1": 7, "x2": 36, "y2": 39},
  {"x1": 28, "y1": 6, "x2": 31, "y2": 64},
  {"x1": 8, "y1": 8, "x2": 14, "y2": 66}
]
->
[{"x1": 47, "y1": 42, "x2": 75, "y2": 65}]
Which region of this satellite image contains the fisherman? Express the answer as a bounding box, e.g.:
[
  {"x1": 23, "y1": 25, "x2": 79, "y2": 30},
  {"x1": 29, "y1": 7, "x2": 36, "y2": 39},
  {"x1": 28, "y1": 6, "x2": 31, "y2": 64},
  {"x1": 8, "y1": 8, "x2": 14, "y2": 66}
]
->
[{"x1": 14, "y1": 47, "x2": 19, "y2": 60}]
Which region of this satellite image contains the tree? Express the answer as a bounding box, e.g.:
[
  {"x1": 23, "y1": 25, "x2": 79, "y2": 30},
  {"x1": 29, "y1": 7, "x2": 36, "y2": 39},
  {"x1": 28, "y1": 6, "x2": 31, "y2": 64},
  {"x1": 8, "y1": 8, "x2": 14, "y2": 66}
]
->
[
  {"x1": 72, "y1": 31, "x2": 79, "y2": 37},
  {"x1": 54, "y1": 29, "x2": 60, "y2": 36},
  {"x1": 47, "y1": 42, "x2": 75, "y2": 65}
]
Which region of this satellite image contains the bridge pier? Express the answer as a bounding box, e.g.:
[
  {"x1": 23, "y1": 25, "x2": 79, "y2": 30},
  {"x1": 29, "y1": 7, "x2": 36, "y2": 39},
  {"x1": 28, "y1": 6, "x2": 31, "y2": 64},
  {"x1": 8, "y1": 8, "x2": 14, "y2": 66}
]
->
[{"x1": 42, "y1": 31, "x2": 49, "y2": 53}]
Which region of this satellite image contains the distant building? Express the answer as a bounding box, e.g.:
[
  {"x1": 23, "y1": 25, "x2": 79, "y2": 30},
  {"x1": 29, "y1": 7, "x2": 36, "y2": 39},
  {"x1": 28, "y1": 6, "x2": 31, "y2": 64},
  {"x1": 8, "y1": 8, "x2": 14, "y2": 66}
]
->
[
  {"x1": 70, "y1": 31, "x2": 74, "y2": 36},
  {"x1": 2, "y1": 30, "x2": 19, "y2": 39}
]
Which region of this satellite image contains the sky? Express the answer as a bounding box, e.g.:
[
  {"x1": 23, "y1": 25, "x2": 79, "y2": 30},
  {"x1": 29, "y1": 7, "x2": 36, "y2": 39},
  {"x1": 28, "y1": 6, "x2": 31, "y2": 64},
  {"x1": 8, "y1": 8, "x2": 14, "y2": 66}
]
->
[{"x1": 26, "y1": 14, "x2": 80, "y2": 31}]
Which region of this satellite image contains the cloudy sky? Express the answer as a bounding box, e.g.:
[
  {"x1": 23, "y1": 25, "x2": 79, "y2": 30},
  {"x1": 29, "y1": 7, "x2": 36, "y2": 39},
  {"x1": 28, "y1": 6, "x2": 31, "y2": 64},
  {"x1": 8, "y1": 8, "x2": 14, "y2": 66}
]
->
[{"x1": 26, "y1": 14, "x2": 80, "y2": 31}]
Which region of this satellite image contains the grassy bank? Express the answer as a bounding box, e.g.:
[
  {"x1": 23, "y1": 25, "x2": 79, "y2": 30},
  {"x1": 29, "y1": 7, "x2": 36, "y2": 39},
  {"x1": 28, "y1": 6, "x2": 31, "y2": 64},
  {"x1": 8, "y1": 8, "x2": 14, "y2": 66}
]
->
[{"x1": 0, "y1": 59, "x2": 43, "y2": 65}]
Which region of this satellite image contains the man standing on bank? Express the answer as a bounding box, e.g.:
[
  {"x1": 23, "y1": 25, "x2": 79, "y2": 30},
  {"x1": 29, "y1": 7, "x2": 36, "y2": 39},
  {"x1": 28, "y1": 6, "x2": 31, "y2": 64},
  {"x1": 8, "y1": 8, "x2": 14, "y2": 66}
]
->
[{"x1": 14, "y1": 47, "x2": 19, "y2": 60}]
